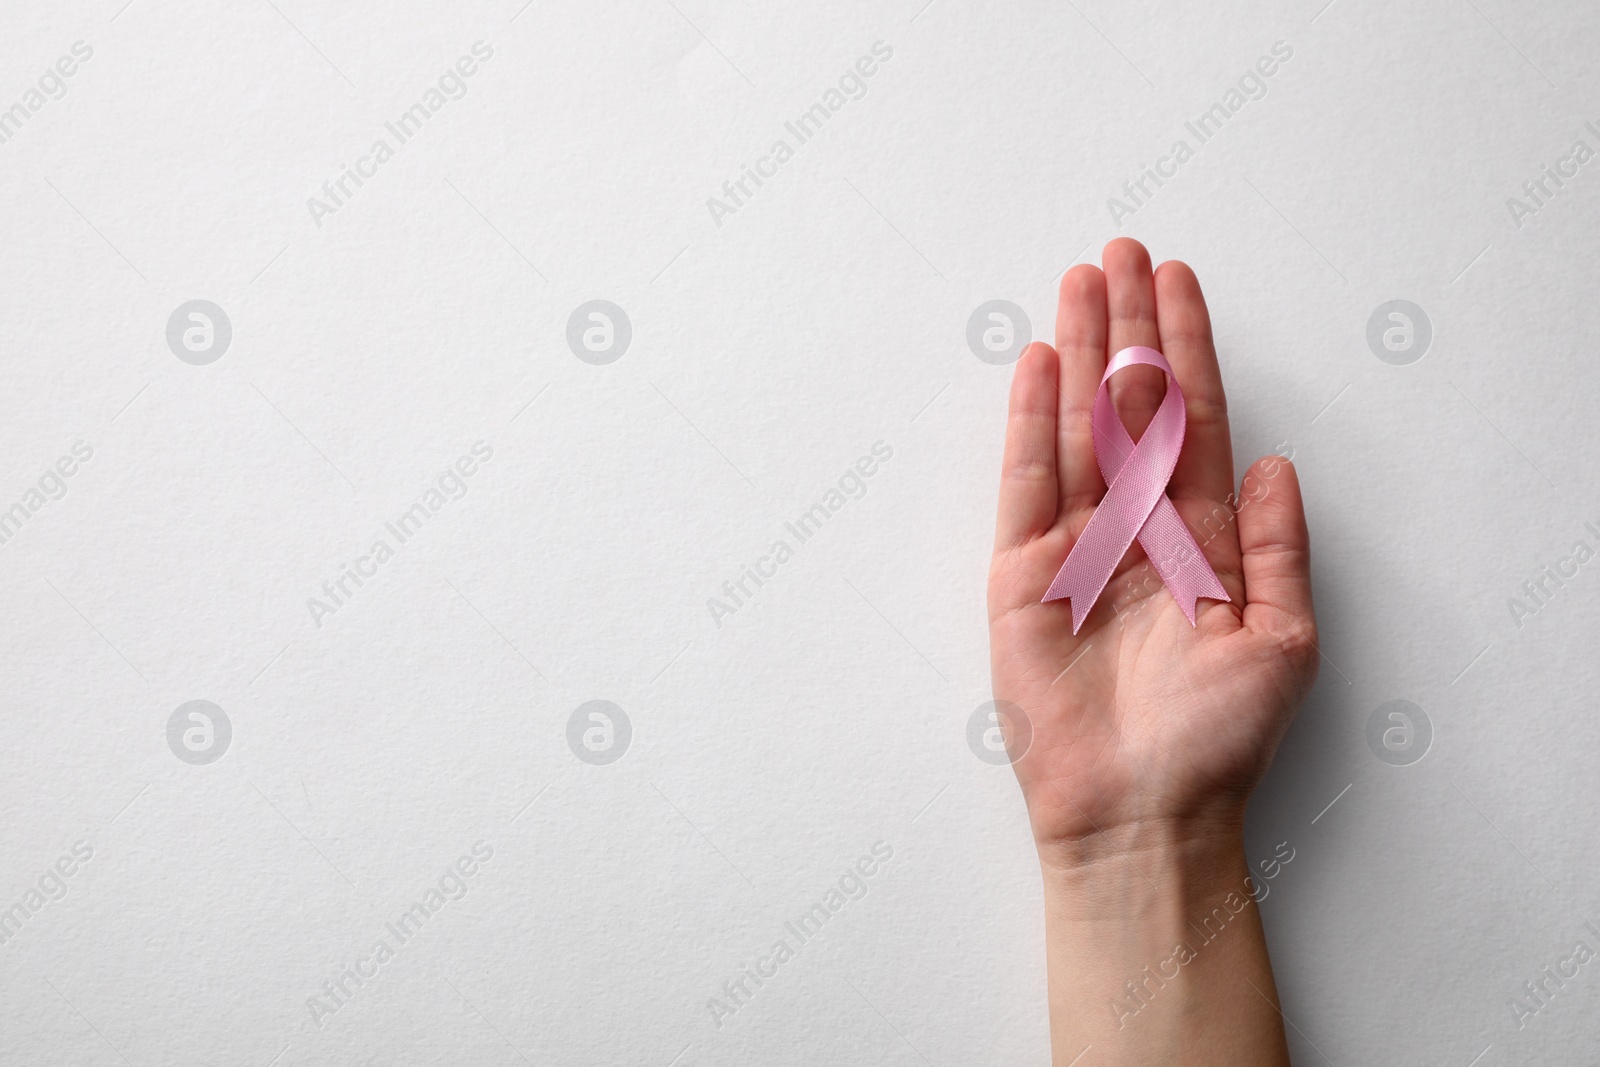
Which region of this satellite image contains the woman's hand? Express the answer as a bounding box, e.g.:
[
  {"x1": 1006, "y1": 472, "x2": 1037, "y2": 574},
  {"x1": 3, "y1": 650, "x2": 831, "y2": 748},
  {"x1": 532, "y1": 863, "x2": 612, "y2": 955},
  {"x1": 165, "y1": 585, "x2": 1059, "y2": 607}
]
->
[
  {"x1": 990, "y1": 239, "x2": 1320, "y2": 1065},
  {"x1": 989, "y1": 238, "x2": 1319, "y2": 861}
]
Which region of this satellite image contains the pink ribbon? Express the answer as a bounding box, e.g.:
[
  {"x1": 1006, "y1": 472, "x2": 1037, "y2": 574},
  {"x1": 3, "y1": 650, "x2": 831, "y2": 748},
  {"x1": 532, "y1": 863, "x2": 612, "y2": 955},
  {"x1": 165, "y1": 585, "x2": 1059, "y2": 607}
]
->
[{"x1": 1043, "y1": 345, "x2": 1229, "y2": 633}]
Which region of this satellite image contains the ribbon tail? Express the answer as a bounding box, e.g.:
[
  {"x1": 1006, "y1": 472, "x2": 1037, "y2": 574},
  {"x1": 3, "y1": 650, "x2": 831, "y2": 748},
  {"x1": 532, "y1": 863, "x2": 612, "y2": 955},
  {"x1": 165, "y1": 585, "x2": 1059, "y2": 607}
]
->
[
  {"x1": 1139, "y1": 512, "x2": 1231, "y2": 627},
  {"x1": 1043, "y1": 536, "x2": 1129, "y2": 634},
  {"x1": 1042, "y1": 474, "x2": 1145, "y2": 634},
  {"x1": 1041, "y1": 563, "x2": 1105, "y2": 635},
  {"x1": 1164, "y1": 570, "x2": 1229, "y2": 626}
]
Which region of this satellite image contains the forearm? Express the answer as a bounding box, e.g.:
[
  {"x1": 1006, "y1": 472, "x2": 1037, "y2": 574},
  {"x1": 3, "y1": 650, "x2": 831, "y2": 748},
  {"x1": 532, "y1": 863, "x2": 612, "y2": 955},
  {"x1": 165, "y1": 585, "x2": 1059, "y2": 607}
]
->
[{"x1": 1038, "y1": 819, "x2": 1290, "y2": 1067}]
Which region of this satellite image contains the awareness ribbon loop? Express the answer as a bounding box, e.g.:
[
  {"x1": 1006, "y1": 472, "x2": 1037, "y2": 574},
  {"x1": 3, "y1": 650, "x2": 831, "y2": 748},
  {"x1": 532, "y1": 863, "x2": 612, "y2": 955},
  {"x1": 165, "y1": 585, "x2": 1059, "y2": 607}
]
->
[{"x1": 1042, "y1": 345, "x2": 1229, "y2": 633}]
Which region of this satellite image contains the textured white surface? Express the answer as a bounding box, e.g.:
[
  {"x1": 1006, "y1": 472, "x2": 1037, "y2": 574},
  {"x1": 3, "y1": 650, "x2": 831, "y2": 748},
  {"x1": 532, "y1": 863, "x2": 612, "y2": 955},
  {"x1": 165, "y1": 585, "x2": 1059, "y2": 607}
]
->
[{"x1": 1, "y1": 1, "x2": 1597, "y2": 1064}]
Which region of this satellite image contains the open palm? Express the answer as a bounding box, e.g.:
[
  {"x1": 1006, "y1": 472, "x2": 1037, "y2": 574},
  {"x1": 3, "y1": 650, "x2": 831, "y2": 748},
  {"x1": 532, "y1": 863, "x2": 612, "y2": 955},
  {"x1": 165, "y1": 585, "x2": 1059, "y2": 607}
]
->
[{"x1": 988, "y1": 239, "x2": 1319, "y2": 854}]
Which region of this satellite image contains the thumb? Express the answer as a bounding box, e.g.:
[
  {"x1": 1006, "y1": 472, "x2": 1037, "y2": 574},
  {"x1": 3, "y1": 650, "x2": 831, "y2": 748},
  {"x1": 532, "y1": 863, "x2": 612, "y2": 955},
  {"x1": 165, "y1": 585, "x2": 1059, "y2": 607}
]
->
[{"x1": 1236, "y1": 456, "x2": 1316, "y2": 651}]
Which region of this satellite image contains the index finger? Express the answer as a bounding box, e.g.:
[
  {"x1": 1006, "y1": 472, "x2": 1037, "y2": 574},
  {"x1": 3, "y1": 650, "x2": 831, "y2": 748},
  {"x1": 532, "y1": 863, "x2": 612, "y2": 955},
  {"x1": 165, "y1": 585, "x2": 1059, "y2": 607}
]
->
[{"x1": 1154, "y1": 259, "x2": 1234, "y2": 506}]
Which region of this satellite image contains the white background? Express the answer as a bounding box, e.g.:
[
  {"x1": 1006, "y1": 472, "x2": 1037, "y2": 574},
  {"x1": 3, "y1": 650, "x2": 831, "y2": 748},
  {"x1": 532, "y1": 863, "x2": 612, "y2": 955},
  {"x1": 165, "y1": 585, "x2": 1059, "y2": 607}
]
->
[{"x1": 2, "y1": 1, "x2": 1597, "y2": 1064}]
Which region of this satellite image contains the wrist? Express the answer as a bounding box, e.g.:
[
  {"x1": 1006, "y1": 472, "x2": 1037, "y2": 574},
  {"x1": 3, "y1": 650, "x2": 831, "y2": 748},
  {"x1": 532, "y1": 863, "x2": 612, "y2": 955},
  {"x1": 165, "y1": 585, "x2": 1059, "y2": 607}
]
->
[
  {"x1": 1035, "y1": 814, "x2": 1253, "y2": 924},
  {"x1": 1018, "y1": 767, "x2": 1257, "y2": 866},
  {"x1": 1032, "y1": 792, "x2": 1248, "y2": 870}
]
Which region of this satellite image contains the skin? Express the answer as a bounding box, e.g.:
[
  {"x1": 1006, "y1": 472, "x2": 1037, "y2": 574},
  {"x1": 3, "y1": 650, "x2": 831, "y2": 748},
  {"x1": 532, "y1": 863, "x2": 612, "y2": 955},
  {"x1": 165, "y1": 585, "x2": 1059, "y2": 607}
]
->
[{"x1": 988, "y1": 239, "x2": 1320, "y2": 1065}]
